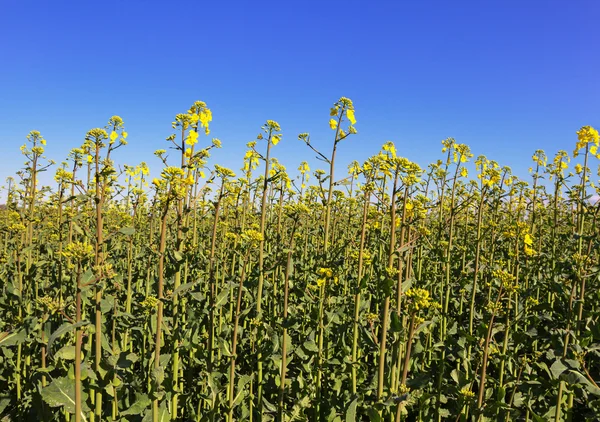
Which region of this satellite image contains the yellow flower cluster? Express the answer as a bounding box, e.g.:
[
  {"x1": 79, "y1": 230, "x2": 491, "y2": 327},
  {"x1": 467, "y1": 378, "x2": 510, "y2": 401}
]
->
[
  {"x1": 531, "y1": 150, "x2": 547, "y2": 167},
  {"x1": 284, "y1": 202, "x2": 310, "y2": 217},
  {"x1": 442, "y1": 138, "x2": 473, "y2": 165},
  {"x1": 86, "y1": 128, "x2": 109, "y2": 145},
  {"x1": 574, "y1": 125, "x2": 599, "y2": 157},
  {"x1": 405, "y1": 288, "x2": 435, "y2": 312},
  {"x1": 459, "y1": 387, "x2": 475, "y2": 399},
  {"x1": 298, "y1": 161, "x2": 310, "y2": 175},
  {"x1": 523, "y1": 233, "x2": 535, "y2": 256},
  {"x1": 62, "y1": 241, "x2": 94, "y2": 261},
  {"x1": 140, "y1": 296, "x2": 159, "y2": 314},
  {"x1": 174, "y1": 104, "x2": 212, "y2": 135},
  {"x1": 37, "y1": 295, "x2": 61, "y2": 313},
  {"x1": 264, "y1": 120, "x2": 281, "y2": 132},
  {"x1": 54, "y1": 168, "x2": 74, "y2": 183},
  {"x1": 398, "y1": 384, "x2": 411, "y2": 395},
  {"x1": 486, "y1": 301, "x2": 503, "y2": 315},
  {"x1": 349, "y1": 249, "x2": 372, "y2": 266},
  {"x1": 492, "y1": 269, "x2": 519, "y2": 293},
  {"x1": 329, "y1": 97, "x2": 357, "y2": 139},
  {"x1": 241, "y1": 229, "x2": 264, "y2": 246},
  {"x1": 215, "y1": 164, "x2": 236, "y2": 179},
  {"x1": 318, "y1": 267, "x2": 333, "y2": 278},
  {"x1": 365, "y1": 312, "x2": 378, "y2": 323},
  {"x1": 475, "y1": 156, "x2": 501, "y2": 188},
  {"x1": 316, "y1": 267, "x2": 338, "y2": 287}
]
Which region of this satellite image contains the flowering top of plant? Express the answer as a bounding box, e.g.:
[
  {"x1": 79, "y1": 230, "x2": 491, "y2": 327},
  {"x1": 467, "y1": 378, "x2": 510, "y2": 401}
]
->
[
  {"x1": 574, "y1": 125, "x2": 599, "y2": 157},
  {"x1": 329, "y1": 97, "x2": 357, "y2": 141}
]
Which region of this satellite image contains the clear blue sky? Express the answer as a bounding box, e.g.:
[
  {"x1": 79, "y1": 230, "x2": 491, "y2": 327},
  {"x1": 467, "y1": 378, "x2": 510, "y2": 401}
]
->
[{"x1": 1, "y1": 0, "x2": 598, "y2": 192}]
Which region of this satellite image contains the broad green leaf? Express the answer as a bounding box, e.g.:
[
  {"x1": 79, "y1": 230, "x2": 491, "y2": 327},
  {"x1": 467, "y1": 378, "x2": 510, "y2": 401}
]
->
[
  {"x1": 121, "y1": 394, "x2": 151, "y2": 416},
  {"x1": 55, "y1": 345, "x2": 80, "y2": 361},
  {"x1": 550, "y1": 359, "x2": 568, "y2": 380},
  {"x1": 215, "y1": 288, "x2": 230, "y2": 308},
  {"x1": 346, "y1": 398, "x2": 358, "y2": 422},
  {"x1": 41, "y1": 376, "x2": 89, "y2": 420},
  {"x1": 0, "y1": 329, "x2": 25, "y2": 347},
  {"x1": 303, "y1": 340, "x2": 318, "y2": 353},
  {"x1": 173, "y1": 281, "x2": 195, "y2": 296},
  {"x1": 48, "y1": 321, "x2": 88, "y2": 355},
  {"x1": 119, "y1": 226, "x2": 135, "y2": 235}
]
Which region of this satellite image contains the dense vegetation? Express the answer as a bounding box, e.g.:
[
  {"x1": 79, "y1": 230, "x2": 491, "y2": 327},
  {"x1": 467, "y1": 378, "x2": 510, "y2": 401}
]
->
[{"x1": 1, "y1": 98, "x2": 599, "y2": 421}]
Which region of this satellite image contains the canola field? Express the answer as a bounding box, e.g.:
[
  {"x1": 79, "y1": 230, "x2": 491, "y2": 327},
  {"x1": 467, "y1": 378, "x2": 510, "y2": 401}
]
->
[{"x1": 1, "y1": 97, "x2": 600, "y2": 421}]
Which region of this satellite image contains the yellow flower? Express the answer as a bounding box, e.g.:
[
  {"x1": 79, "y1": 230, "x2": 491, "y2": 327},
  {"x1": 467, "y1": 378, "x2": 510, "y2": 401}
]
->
[
  {"x1": 460, "y1": 387, "x2": 475, "y2": 399},
  {"x1": 405, "y1": 288, "x2": 436, "y2": 312},
  {"x1": 346, "y1": 108, "x2": 356, "y2": 125},
  {"x1": 187, "y1": 130, "x2": 199, "y2": 145},
  {"x1": 577, "y1": 125, "x2": 599, "y2": 146},
  {"x1": 298, "y1": 161, "x2": 310, "y2": 174},
  {"x1": 241, "y1": 229, "x2": 264, "y2": 246},
  {"x1": 524, "y1": 245, "x2": 535, "y2": 256},
  {"x1": 214, "y1": 164, "x2": 236, "y2": 178},
  {"x1": 199, "y1": 109, "x2": 212, "y2": 128},
  {"x1": 329, "y1": 119, "x2": 338, "y2": 130},
  {"x1": 317, "y1": 267, "x2": 333, "y2": 278},
  {"x1": 62, "y1": 241, "x2": 94, "y2": 261}
]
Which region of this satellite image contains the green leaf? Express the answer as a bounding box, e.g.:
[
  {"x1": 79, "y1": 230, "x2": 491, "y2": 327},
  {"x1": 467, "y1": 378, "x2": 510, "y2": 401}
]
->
[
  {"x1": 119, "y1": 227, "x2": 135, "y2": 236},
  {"x1": 366, "y1": 408, "x2": 382, "y2": 421},
  {"x1": 173, "y1": 282, "x2": 195, "y2": 297},
  {"x1": 439, "y1": 408, "x2": 451, "y2": 418},
  {"x1": 390, "y1": 312, "x2": 402, "y2": 332},
  {"x1": 72, "y1": 223, "x2": 84, "y2": 236},
  {"x1": 550, "y1": 359, "x2": 568, "y2": 380},
  {"x1": 233, "y1": 374, "x2": 253, "y2": 406},
  {"x1": 218, "y1": 338, "x2": 233, "y2": 357},
  {"x1": 0, "y1": 329, "x2": 26, "y2": 347},
  {"x1": 55, "y1": 345, "x2": 80, "y2": 361},
  {"x1": 215, "y1": 288, "x2": 230, "y2": 309},
  {"x1": 346, "y1": 398, "x2": 358, "y2": 422},
  {"x1": 561, "y1": 370, "x2": 600, "y2": 396},
  {"x1": 121, "y1": 394, "x2": 151, "y2": 416},
  {"x1": 48, "y1": 321, "x2": 88, "y2": 355},
  {"x1": 41, "y1": 376, "x2": 89, "y2": 420},
  {"x1": 303, "y1": 340, "x2": 318, "y2": 353},
  {"x1": 156, "y1": 401, "x2": 170, "y2": 421},
  {"x1": 151, "y1": 365, "x2": 165, "y2": 391}
]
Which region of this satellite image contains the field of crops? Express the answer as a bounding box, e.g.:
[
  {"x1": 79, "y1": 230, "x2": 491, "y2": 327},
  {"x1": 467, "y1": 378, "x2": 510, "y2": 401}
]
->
[{"x1": 0, "y1": 97, "x2": 599, "y2": 422}]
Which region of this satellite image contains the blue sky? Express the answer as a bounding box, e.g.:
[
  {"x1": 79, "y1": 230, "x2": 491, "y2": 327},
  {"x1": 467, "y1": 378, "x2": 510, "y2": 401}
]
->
[{"x1": 1, "y1": 0, "x2": 598, "y2": 193}]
